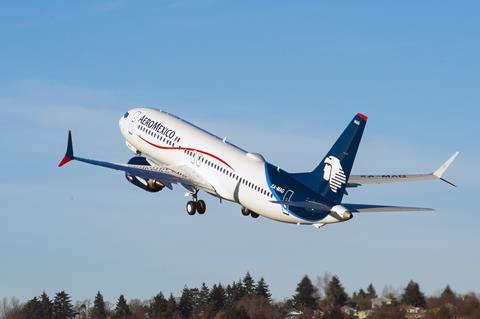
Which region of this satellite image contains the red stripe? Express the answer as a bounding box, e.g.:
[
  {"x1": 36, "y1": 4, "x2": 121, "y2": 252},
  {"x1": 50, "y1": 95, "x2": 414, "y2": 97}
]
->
[
  {"x1": 58, "y1": 155, "x2": 72, "y2": 167},
  {"x1": 139, "y1": 135, "x2": 234, "y2": 170},
  {"x1": 357, "y1": 113, "x2": 368, "y2": 121}
]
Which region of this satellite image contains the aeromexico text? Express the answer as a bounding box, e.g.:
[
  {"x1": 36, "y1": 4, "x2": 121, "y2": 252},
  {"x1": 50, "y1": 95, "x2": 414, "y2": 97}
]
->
[{"x1": 139, "y1": 115, "x2": 176, "y2": 139}]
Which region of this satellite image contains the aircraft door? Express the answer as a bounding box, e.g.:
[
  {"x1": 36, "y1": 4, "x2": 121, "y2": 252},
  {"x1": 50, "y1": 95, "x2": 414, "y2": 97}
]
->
[
  {"x1": 282, "y1": 190, "x2": 294, "y2": 215},
  {"x1": 196, "y1": 155, "x2": 203, "y2": 167},
  {"x1": 129, "y1": 111, "x2": 142, "y2": 135},
  {"x1": 190, "y1": 151, "x2": 196, "y2": 165}
]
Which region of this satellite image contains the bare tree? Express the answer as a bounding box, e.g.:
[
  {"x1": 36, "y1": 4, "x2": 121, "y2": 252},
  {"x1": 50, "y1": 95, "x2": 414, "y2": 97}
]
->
[
  {"x1": 382, "y1": 285, "x2": 399, "y2": 299},
  {"x1": 75, "y1": 300, "x2": 91, "y2": 319},
  {"x1": 0, "y1": 297, "x2": 9, "y2": 319},
  {"x1": 316, "y1": 272, "x2": 332, "y2": 298}
]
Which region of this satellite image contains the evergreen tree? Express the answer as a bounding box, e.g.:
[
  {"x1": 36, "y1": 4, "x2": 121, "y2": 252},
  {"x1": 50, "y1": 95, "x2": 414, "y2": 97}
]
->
[
  {"x1": 196, "y1": 283, "x2": 210, "y2": 315},
  {"x1": 243, "y1": 273, "x2": 255, "y2": 296},
  {"x1": 225, "y1": 284, "x2": 235, "y2": 306},
  {"x1": 325, "y1": 276, "x2": 348, "y2": 308},
  {"x1": 353, "y1": 289, "x2": 370, "y2": 311},
  {"x1": 357, "y1": 289, "x2": 367, "y2": 298},
  {"x1": 292, "y1": 275, "x2": 317, "y2": 310},
  {"x1": 189, "y1": 288, "x2": 200, "y2": 311},
  {"x1": 52, "y1": 291, "x2": 75, "y2": 319},
  {"x1": 255, "y1": 277, "x2": 271, "y2": 301},
  {"x1": 440, "y1": 285, "x2": 456, "y2": 305},
  {"x1": 112, "y1": 295, "x2": 131, "y2": 319},
  {"x1": 90, "y1": 291, "x2": 108, "y2": 319},
  {"x1": 149, "y1": 292, "x2": 168, "y2": 319},
  {"x1": 23, "y1": 297, "x2": 42, "y2": 319},
  {"x1": 178, "y1": 287, "x2": 194, "y2": 319},
  {"x1": 40, "y1": 292, "x2": 53, "y2": 319},
  {"x1": 232, "y1": 281, "x2": 246, "y2": 302},
  {"x1": 367, "y1": 283, "x2": 377, "y2": 299},
  {"x1": 165, "y1": 293, "x2": 177, "y2": 318},
  {"x1": 401, "y1": 280, "x2": 426, "y2": 308},
  {"x1": 209, "y1": 284, "x2": 226, "y2": 314}
]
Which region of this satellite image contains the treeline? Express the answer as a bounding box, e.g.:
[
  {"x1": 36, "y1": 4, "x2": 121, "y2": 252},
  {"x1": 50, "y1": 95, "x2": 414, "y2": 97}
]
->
[{"x1": 1, "y1": 273, "x2": 479, "y2": 319}]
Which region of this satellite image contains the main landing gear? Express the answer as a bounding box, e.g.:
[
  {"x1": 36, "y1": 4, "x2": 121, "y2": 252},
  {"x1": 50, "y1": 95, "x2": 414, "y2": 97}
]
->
[
  {"x1": 186, "y1": 200, "x2": 206, "y2": 215},
  {"x1": 241, "y1": 207, "x2": 259, "y2": 219},
  {"x1": 186, "y1": 190, "x2": 206, "y2": 215}
]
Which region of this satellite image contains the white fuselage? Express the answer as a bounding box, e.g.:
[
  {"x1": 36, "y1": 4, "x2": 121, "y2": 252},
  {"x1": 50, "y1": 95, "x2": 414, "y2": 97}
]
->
[{"x1": 119, "y1": 108, "x2": 303, "y2": 224}]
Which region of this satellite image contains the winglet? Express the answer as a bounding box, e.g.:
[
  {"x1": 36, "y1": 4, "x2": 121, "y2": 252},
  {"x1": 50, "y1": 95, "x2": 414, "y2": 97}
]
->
[
  {"x1": 58, "y1": 130, "x2": 74, "y2": 167},
  {"x1": 433, "y1": 152, "x2": 459, "y2": 186}
]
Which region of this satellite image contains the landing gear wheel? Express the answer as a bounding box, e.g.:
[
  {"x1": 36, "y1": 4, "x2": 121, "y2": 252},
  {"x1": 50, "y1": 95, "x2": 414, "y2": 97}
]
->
[
  {"x1": 196, "y1": 200, "x2": 206, "y2": 214},
  {"x1": 186, "y1": 201, "x2": 197, "y2": 215},
  {"x1": 251, "y1": 212, "x2": 259, "y2": 219},
  {"x1": 241, "y1": 207, "x2": 250, "y2": 216}
]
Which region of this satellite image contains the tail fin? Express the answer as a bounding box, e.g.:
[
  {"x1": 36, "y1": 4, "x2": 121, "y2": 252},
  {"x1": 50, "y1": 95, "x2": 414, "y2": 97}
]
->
[{"x1": 294, "y1": 113, "x2": 367, "y2": 204}]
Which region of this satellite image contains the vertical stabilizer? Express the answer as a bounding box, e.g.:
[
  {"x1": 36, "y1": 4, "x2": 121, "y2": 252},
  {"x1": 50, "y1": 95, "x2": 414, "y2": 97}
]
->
[{"x1": 295, "y1": 113, "x2": 367, "y2": 204}]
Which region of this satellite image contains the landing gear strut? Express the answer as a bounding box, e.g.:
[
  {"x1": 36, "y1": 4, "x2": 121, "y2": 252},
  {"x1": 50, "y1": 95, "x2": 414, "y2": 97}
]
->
[{"x1": 186, "y1": 189, "x2": 206, "y2": 215}]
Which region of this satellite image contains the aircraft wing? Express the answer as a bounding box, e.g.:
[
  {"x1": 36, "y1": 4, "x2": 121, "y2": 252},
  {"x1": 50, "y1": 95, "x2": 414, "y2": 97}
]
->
[
  {"x1": 347, "y1": 152, "x2": 459, "y2": 188},
  {"x1": 58, "y1": 131, "x2": 215, "y2": 193},
  {"x1": 343, "y1": 203, "x2": 433, "y2": 213}
]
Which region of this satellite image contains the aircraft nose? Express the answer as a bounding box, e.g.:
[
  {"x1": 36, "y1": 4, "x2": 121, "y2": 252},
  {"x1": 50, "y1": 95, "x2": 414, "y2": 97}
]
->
[
  {"x1": 119, "y1": 111, "x2": 129, "y2": 132},
  {"x1": 119, "y1": 117, "x2": 124, "y2": 131}
]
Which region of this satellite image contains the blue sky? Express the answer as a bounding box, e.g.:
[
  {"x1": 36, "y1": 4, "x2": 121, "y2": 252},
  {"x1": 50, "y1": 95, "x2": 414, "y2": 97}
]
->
[{"x1": 1, "y1": 0, "x2": 479, "y2": 304}]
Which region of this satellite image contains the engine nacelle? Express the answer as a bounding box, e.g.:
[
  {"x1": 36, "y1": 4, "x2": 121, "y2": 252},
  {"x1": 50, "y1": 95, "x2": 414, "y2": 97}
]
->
[
  {"x1": 330, "y1": 205, "x2": 353, "y2": 221},
  {"x1": 125, "y1": 157, "x2": 165, "y2": 193}
]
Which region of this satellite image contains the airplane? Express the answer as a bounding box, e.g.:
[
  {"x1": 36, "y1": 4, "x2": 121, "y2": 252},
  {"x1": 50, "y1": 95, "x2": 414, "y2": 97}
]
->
[{"x1": 58, "y1": 108, "x2": 459, "y2": 228}]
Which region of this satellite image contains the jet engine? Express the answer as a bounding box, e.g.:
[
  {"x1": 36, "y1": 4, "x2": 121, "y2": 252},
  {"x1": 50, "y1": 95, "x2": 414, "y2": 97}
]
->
[
  {"x1": 125, "y1": 156, "x2": 165, "y2": 192},
  {"x1": 330, "y1": 205, "x2": 353, "y2": 221}
]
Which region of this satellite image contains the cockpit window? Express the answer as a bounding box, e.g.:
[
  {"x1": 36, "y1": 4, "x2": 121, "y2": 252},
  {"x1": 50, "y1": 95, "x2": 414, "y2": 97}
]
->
[{"x1": 123, "y1": 112, "x2": 129, "y2": 118}]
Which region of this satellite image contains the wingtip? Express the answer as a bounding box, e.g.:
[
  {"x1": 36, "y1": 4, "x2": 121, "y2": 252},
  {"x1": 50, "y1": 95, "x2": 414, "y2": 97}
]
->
[
  {"x1": 440, "y1": 178, "x2": 457, "y2": 187},
  {"x1": 58, "y1": 130, "x2": 74, "y2": 167},
  {"x1": 434, "y1": 151, "x2": 459, "y2": 178},
  {"x1": 58, "y1": 155, "x2": 72, "y2": 167}
]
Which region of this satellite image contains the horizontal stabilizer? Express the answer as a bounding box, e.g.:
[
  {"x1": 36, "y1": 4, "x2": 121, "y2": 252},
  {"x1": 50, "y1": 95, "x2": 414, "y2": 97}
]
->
[
  {"x1": 343, "y1": 203, "x2": 434, "y2": 213},
  {"x1": 348, "y1": 152, "x2": 459, "y2": 188}
]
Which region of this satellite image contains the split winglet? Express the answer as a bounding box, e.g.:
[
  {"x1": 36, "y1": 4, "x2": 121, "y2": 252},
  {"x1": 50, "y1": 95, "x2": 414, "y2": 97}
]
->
[
  {"x1": 58, "y1": 130, "x2": 74, "y2": 167},
  {"x1": 433, "y1": 152, "x2": 459, "y2": 187}
]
